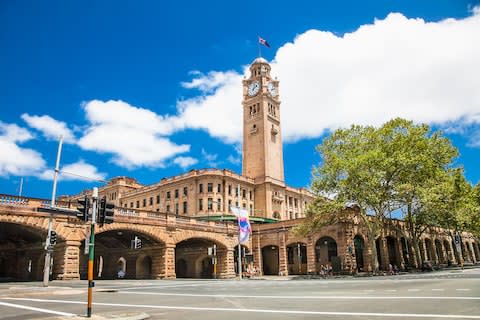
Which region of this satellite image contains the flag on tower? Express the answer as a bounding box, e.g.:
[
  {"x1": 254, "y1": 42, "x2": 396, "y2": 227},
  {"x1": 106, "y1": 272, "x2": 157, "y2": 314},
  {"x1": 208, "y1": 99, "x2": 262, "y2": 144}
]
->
[
  {"x1": 258, "y1": 36, "x2": 271, "y2": 48},
  {"x1": 230, "y1": 206, "x2": 252, "y2": 244}
]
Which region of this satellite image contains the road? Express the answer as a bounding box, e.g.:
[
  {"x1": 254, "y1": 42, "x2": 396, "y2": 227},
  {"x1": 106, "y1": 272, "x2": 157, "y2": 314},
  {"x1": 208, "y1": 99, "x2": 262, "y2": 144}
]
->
[{"x1": 1, "y1": 267, "x2": 479, "y2": 320}]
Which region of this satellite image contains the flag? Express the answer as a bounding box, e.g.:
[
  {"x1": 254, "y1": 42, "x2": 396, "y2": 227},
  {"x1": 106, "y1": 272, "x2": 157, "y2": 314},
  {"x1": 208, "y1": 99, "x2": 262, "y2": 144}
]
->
[
  {"x1": 231, "y1": 206, "x2": 252, "y2": 244},
  {"x1": 258, "y1": 36, "x2": 271, "y2": 48}
]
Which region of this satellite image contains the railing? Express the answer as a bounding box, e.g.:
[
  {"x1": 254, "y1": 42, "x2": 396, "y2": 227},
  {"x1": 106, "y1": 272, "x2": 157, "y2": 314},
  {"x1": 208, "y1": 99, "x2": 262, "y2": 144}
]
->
[{"x1": 0, "y1": 195, "x2": 30, "y2": 206}]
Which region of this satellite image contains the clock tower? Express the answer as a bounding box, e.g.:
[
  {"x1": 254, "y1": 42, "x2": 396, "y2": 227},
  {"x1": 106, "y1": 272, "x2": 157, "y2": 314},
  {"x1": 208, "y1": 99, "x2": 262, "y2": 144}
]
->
[{"x1": 242, "y1": 57, "x2": 284, "y2": 184}]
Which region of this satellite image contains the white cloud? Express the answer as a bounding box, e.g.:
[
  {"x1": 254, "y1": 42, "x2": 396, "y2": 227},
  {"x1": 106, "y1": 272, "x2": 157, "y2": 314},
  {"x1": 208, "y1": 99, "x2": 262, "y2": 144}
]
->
[
  {"x1": 0, "y1": 122, "x2": 46, "y2": 177},
  {"x1": 77, "y1": 100, "x2": 189, "y2": 168},
  {"x1": 38, "y1": 160, "x2": 107, "y2": 182},
  {"x1": 201, "y1": 148, "x2": 219, "y2": 167},
  {"x1": 227, "y1": 155, "x2": 241, "y2": 165},
  {"x1": 21, "y1": 114, "x2": 75, "y2": 143},
  {"x1": 173, "y1": 156, "x2": 198, "y2": 169},
  {"x1": 174, "y1": 10, "x2": 480, "y2": 145}
]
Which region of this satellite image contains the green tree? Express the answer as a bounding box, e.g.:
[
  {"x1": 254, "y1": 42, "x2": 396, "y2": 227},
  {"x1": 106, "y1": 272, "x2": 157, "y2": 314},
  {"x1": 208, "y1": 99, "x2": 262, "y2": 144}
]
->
[{"x1": 301, "y1": 118, "x2": 458, "y2": 272}]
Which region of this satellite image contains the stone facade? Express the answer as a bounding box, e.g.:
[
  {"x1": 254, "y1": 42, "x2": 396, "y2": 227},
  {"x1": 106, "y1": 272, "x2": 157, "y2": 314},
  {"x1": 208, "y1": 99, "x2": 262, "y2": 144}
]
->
[{"x1": 1, "y1": 57, "x2": 479, "y2": 281}]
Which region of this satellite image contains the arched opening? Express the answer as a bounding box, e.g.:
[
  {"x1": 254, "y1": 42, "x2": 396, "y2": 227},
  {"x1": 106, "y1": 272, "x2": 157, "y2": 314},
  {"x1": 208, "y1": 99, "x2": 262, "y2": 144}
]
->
[
  {"x1": 353, "y1": 235, "x2": 365, "y2": 272},
  {"x1": 175, "y1": 238, "x2": 225, "y2": 279},
  {"x1": 400, "y1": 237, "x2": 411, "y2": 269},
  {"x1": 443, "y1": 239, "x2": 453, "y2": 264},
  {"x1": 261, "y1": 245, "x2": 279, "y2": 275},
  {"x1": 424, "y1": 239, "x2": 433, "y2": 261},
  {"x1": 375, "y1": 238, "x2": 383, "y2": 270},
  {"x1": 434, "y1": 239, "x2": 444, "y2": 264},
  {"x1": 386, "y1": 236, "x2": 399, "y2": 267},
  {"x1": 80, "y1": 229, "x2": 164, "y2": 280},
  {"x1": 176, "y1": 258, "x2": 188, "y2": 278},
  {"x1": 136, "y1": 255, "x2": 152, "y2": 279},
  {"x1": 233, "y1": 245, "x2": 250, "y2": 276},
  {"x1": 286, "y1": 242, "x2": 307, "y2": 275},
  {"x1": 315, "y1": 237, "x2": 338, "y2": 273},
  {"x1": 0, "y1": 222, "x2": 49, "y2": 281}
]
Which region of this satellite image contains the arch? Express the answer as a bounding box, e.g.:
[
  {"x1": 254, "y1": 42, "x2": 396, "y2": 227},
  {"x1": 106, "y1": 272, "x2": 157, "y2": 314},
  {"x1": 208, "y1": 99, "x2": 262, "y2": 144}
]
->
[
  {"x1": 386, "y1": 236, "x2": 400, "y2": 267},
  {"x1": 117, "y1": 257, "x2": 127, "y2": 279},
  {"x1": 136, "y1": 255, "x2": 152, "y2": 279},
  {"x1": 353, "y1": 235, "x2": 365, "y2": 272},
  {"x1": 434, "y1": 239, "x2": 444, "y2": 264},
  {"x1": 261, "y1": 245, "x2": 279, "y2": 275},
  {"x1": 286, "y1": 242, "x2": 307, "y2": 275},
  {"x1": 424, "y1": 238, "x2": 434, "y2": 261},
  {"x1": 175, "y1": 237, "x2": 227, "y2": 279},
  {"x1": 0, "y1": 222, "x2": 51, "y2": 281},
  {"x1": 315, "y1": 237, "x2": 338, "y2": 273}
]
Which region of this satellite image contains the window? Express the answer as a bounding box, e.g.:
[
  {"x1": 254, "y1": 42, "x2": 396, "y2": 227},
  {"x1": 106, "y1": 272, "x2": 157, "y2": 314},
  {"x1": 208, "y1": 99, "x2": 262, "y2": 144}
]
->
[
  {"x1": 199, "y1": 184, "x2": 203, "y2": 193},
  {"x1": 149, "y1": 197, "x2": 153, "y2": 206},
  {"x1": 208, "y1": 198, "x2": 213, "y2": 210},
  {"x1": 166, "y1": 205, "x2": 170, "y2": 212},
  {"x1": 166, "y1": 191, "x2": 171, "y2": 199},
  {"x1": 183, "y1": 186, "x2": 188, "y2": 196},
  {"x1": 242, "y1": 189, "x2": 246, "y2": 198},
  {"x1": 242, "y1": 202, "x2": 246, "y2": 208},
  {"x1": 228, "y1": 185, "x2": 231, "y2": 195},
  {"x1": 217, "y1": 198, "x2": 221, "y2": 211},
  {"x1": 235, "y1": 187, "x2": 239, "y2": 197},
  {"x1": 228, "y1": 200, "x2": 232, "y2": 212},
  {"x1": 156, "y1": 195, "x2": 160, "y2": 204},
  {"x1": 249, "y1": 191, "x2": 253, "y2": 200},
  {"x1": 207, "y1": 183, "x2": 213, "y2": 193},
  {"x1": 175, "y1": 203, "x2": 179, "y2": 215},
  {"x1": 130, "y1": 202, "x2": 133, "y2": 208},
  {"x1": 143, "y1": 199, "x2": 146, "y2": 207},
  {"x1": 183, "y1": 201, "x2": 187, "y2": 214},
  {"x1": 235, "y1": 201, "x2": 239, "y2": 207},
  {"x1": 175, "y1": 189, "x2": 179, "y2": 198},
  {"x1": 294, "y1": 198, "x2": 298, "y2": 208},
  {"x1": 250, "y1": 204, "x2": 253, "y2": 215},
  {"x1": 217, "y1": 184, "x2": 221, "y2": 193},
  {"x1": 199, "y1": 199, "x2": 203, "y2": 211},
  {"x1": 124, "y1": 203, "x2": 127, "y2": 208},
  {"x1": 136, "y1": 201, "x2": 139, "y2": 208}
]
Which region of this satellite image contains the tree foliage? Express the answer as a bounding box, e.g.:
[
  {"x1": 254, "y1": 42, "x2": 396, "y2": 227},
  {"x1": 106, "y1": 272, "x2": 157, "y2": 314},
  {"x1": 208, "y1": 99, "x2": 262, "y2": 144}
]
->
[{"x1": 301, "y1": 118, "x2": 470, "y2": 271}]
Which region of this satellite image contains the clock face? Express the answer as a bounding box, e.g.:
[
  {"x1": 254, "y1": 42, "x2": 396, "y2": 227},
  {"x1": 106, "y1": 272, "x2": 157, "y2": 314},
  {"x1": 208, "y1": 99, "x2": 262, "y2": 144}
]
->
[
  {"x1": 267, "y1": 82, "x2": 277, "y2": 97},
  {"x1": 248, "y1": 81, "x2": 260, "y2": 96}
]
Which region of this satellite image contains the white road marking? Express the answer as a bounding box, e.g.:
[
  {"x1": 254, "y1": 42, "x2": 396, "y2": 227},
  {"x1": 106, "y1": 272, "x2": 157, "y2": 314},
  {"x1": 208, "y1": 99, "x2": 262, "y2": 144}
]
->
[
  {"x1": 408, "y1": 289, "x2": 421, "y2": 292},
  {"x1": 385, "y1": 290, "x2": 397, "y2": 292},
  {"x1": 456, "y1": 289, "x2": 471, "y2": 291},
  {"x1": 112, "y1": 291, "x2": 480, "y2": 300},
  {"x1": 432, "y1": 289, "x2": 445, "y2": 291},
  {"x1": 3, "y1": 297, "x2": 480, "y2": 319},
  {"x1": 0, "y1": 301, "x2": 76, "y2": 317}
]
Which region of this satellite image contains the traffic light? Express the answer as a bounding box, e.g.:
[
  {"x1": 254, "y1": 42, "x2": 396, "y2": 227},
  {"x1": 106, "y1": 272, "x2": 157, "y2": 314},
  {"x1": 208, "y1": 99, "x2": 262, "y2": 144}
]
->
[
  {"x1": 76, "y1": 196, "x2": 90, "y2": 222},
  {"x1": 98, "y1": 196, "x2": 115, "y2": 226},
  {"x1": 49, "y1": 230, "x2": 57, "y2": 245},
  {"x1": 132, "y1": 236, "x2": 142, "y2": 249}
]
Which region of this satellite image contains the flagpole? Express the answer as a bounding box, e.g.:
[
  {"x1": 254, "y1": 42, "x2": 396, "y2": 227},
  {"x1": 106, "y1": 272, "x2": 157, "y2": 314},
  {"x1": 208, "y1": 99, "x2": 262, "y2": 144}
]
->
[
  {"x1": 257, "y1": 37, "x2": 261, "y2": 58},
  {"x1": 237, "y1": 184, "x2": 242, "y2": 280}
]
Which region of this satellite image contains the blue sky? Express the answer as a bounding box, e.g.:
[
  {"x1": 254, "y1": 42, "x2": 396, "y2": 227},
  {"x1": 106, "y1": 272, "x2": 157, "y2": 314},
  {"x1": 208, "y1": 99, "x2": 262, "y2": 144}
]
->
[{"x1": 1, "y1": 0, "x2": 479, "y2": 199}]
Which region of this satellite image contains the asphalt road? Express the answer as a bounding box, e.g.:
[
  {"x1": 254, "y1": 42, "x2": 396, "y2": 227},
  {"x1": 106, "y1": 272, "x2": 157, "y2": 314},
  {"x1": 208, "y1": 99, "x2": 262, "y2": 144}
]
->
[{"x1": 1, "y1": 268, "x2": 479, "y2": 320}]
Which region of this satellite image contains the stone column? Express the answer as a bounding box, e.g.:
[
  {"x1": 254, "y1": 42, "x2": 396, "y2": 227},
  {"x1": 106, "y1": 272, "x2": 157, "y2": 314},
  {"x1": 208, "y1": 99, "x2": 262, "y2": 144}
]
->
[
  {"x1": 151, "y1": 244, "x2": 176, "y2": 279},
  {"x1": 278, "y1": 231, "x2": 288, "y2": 276},
  {"x1": 218, "y1": 248, "x2": 235, "y2": 279},
  {"x1": 306, "y1": 236, "x2": 316, "y2": 274},
  {"x1": 253, "y1": 232, "x2": 263, "y2": 275},
  {"x1": 53, "y1": 240, "x2": 81, "y2": 280}
]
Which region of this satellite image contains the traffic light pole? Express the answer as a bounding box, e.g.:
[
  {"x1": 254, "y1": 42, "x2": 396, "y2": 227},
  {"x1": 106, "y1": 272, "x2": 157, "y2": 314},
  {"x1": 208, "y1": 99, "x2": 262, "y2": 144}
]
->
[
  {"x1": 43, "y1": 135, "x2": 63, "y2": 287},
  {"x1": 87, "y1": 187, "x2": 98, "y2": 318}
]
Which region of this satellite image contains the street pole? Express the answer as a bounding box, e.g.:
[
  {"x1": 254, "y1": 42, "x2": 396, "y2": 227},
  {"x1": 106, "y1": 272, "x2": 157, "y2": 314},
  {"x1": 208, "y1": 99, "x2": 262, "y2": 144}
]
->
[
  {"x1": 213, "y1": 244, "x2": 217, "y2": 279},
  {"x1": 237, "y1": 184, "x2": 242, "y2": 280},
  {"x1": 86, "y1": 187, "x2": 98, "y2": 317},
  {"x1": 43, "y1": 135, "x2": 63, "y2": 287},
  {"x1": 297, "y1": 243, "x2": 301, "y2": 274}
]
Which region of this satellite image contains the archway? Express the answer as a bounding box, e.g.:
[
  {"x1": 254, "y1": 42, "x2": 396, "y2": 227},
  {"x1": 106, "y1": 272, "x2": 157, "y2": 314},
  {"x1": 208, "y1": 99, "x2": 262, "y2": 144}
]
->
[
  {"x1": 353, "y1": 235, "x2": 365, "y2": 272},
  {"x1": 443, "y1": 239, "x2": 453, "y2": 264},
  {"x1": 286, "y1": 242, "x2": 307, "y2": 275},
  {"x1": 136, "y1": 255, "x2": 152, "y2": 279},
  {"x1": 80, "y1": 228, "x2": 164, "y2": 279},
  {"x1": 434, "y1": 239, "x2": 444, "y2": 264},
  {"x1": 386, "y1": 236, "x2": 399, "y2": 267},
  {"x1": 315, "y1": 237, "x2": 338, "y2": 273},
  {"x1": 424, "y1": 239, "x2": 433, "y2": 261},
  {"x1": 175, "y1": 238, "x2": 226, "y2": 279},
  {"x1": 0, "y1": 222, "x2": 48, "y2": 281},
  {"x1": 261, "y1": 245, "x2": 279, "y2": 275}
]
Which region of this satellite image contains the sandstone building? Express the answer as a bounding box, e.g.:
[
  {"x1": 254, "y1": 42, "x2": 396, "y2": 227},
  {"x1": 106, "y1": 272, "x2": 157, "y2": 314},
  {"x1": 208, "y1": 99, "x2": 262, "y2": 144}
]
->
[{"x1": 0, "y1": 58, "x2": 478, "y2": 281}]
